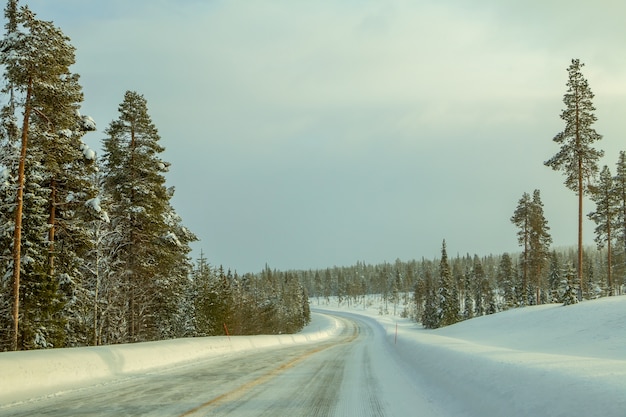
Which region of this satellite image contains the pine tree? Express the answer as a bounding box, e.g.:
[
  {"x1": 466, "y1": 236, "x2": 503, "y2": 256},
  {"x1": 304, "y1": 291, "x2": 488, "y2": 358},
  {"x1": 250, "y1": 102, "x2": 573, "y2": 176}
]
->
[
  {"x1": 313, "y1": 271, "x2": 322, "y2": 304},
  {"x1": 80, "y1": 170, "x2": 111, "y2": 346},
  {"x1": 612, "y1": 151, "x2": 626, "y2": 289},
  {"x1": 511, "y1": 192, "x2": 532, "y2": 305},
  {"x1": 101, "y1": 91, "x2": 194, "y2": 342},
  {"x1": 438, "y1": 240, "x2": 459, "y2": 326},
  {"x1": 421, "y1": 270, "x2": 439, "y2": 329},
  {"x1": 413, "y1": 274, "x2": 426, "y2": 321},
  {"x1": 472, "y1": 255, "x2": 486, "y2": 315},
  {"x1": 528, "y1": 190, "x2": 552, "y2": 303},
  {"x1": 391, "y1": 268, "x2": 401, "y2": 315},
  {"x1": 545, "y1": 59, "x2": 604, "y2": 297},
  {"x1": 191, "y1": 253, "x2": 214, "y2": 336},
  {"x1": 482, "y1": 278, "x2": 496, "y2": 315},
  {"x1": 512, "y1": 190, "x2": 552, "y2": 305},
  {"x1": 548, "y1": 251, "x2": 562, "y2": 302},
  {"x1": 560, "y1": 264, "x2": 579, "y2": 306},
  {"x1": 497, "y1": 253, "x2": 515, "y2": 308},
  {"x1": 0, "y1": 4, "x2": 96, "y2": 350},
  {"x1": 588, "y1": 165, "x2": 619, "y2": 295},
  {"x1": 462, "y1": 266, "x2": 474, "y2": 320}
]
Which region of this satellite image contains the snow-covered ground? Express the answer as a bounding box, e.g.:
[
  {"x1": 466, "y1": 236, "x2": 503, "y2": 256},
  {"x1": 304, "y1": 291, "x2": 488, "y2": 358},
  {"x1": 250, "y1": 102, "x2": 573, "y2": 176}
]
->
[
  {"x1": 2, "y1": 295, "x2": 625, "y2": 416},
  {"x1": 314, "y1": 295, "x2": 626, "y2": 416}
]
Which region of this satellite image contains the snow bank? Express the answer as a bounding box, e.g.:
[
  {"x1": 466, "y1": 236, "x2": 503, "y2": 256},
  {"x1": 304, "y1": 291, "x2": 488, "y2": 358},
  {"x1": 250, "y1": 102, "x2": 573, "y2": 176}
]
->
[
  {"x1": 391, "y1": 321, "x2": 626, "y2": 416},
  {"x1": 0, "y1": 313, "x2": 342, "y2": 405}
]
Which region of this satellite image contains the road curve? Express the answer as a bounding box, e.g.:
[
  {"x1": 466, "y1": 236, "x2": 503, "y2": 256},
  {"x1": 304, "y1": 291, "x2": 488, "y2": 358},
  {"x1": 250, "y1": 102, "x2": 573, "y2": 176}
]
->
[{"x1": 3, "y1": 313, "x2": 443, "y2": 417}]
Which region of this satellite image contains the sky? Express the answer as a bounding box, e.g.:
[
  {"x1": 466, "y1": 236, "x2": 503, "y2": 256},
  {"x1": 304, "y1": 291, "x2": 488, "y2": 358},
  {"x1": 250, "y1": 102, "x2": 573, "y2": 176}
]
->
[{"x1": 20, "y1": 0, "x2": 626, "y2": 273}]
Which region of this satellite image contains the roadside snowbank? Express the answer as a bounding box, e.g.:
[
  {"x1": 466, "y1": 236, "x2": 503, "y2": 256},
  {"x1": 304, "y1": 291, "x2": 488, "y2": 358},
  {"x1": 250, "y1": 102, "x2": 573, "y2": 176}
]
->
[{"x1": 0, "y1": 313, "x2": 342, "y2": 405}]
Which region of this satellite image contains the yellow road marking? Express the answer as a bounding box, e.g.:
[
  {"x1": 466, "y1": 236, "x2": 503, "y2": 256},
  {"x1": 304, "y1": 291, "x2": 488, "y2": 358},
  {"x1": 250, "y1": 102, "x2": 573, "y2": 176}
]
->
[{"x1": 179, "y1": 320, "x2": 358, "y2": 417}]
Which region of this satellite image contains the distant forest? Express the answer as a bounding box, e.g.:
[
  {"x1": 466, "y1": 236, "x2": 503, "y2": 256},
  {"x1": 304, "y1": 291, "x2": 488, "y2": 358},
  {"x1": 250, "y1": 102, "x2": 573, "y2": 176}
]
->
[{"x1": 294, "y1": 242, "x2": 623, "y2": 329}]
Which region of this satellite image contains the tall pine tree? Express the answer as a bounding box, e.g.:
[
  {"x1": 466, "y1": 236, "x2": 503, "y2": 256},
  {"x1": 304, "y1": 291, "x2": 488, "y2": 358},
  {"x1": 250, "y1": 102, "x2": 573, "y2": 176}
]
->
[
  {"x1": 0, "y1": 3, "x2": 97, "y2": 350},
  {"x1": 101, "y1": 91, "x2": 195, "y2": 343},
  {"x1": 545, "y1": 59, "x2": 603, "y2": 297}
]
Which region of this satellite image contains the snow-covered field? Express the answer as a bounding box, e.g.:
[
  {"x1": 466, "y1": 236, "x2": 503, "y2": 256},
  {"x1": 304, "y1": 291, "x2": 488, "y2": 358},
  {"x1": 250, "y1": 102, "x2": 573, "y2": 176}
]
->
[{"x1": 1, "y1": 295, "x2": 625, "y2": 416}]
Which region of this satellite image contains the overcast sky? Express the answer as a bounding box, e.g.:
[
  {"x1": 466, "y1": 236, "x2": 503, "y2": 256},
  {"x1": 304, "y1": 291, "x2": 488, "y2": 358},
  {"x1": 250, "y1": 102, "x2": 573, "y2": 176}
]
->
[{"x1": 25, "y1": 0, "x2": 626, "y2": 273}]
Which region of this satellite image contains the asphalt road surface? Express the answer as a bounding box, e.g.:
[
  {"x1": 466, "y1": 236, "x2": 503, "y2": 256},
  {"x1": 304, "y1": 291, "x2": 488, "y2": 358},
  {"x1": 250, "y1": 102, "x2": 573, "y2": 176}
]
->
[{"x1": 3, "y1": 313, "x2": 443, "y2": 417}]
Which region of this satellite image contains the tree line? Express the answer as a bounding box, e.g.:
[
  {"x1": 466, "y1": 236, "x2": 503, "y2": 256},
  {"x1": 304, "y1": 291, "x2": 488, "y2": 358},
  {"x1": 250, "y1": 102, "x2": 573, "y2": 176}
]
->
[
  {"x1": 299, "y1": 241, "x2": 619, "y2": 329},
  {"x1": 190, "y1": 256, "x2": 310, "y2": 337},
  {"x1": 0, "y1": 2, "x2": 309, "y2": 351}
]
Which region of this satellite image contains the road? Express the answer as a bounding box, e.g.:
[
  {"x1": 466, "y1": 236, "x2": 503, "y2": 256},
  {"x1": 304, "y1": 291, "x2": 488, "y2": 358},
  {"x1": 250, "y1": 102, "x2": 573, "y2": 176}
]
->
[{"x1": 3, "y1": 313, "x2": 444, "y2": 417}]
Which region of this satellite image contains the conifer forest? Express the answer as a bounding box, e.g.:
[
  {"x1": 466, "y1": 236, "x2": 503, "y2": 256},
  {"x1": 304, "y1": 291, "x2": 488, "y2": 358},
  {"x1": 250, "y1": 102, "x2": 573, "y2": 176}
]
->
[
  {"x1": 0, "y1": 3, "x2": 310, "y2": 351},
  {"x1": 1, "y1": 2, "x2": 625, "y2": 352}
]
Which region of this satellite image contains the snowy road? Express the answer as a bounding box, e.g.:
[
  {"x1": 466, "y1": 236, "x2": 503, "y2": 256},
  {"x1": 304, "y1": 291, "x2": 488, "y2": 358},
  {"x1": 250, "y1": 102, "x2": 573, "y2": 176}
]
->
[
  {"x1": 2, "y1": 313, "x2": 442, "y2": 417},
  {"x1": 4, "y1": 299, "x2": 625, "y2": 416}
]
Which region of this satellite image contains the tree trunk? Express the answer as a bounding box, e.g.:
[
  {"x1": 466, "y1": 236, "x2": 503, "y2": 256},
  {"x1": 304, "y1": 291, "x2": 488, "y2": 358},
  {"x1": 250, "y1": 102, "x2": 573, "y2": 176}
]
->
[
  {"x1": 607, "y1": 224, "x2": 613, "y2": 296},
  {"x1": 578, "y1": 156, "x2": 584, "y2": 299},
  {"x1": 48, "y1": 179, "x2": 56, "y2": 279},
  {"x1": 11, "y1": 77, "x2": 33, "y2": 351},
  {"x1": 93, "y1": 225, "x2": 100, "y2": 346},
  {"x1": 523, "y1": 220, "x2": 528, "y2": 305}
]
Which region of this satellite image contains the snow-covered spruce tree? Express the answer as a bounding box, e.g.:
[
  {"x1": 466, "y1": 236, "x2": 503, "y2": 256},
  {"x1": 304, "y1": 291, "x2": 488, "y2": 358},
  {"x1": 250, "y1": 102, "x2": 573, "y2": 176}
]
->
[
  {"x1": 588, "y1": 165, "x2": 619, "y2": 296},
  {"x1": 259, "y1": 265, "x2": 283, "y2": 333},
  {"x1": 389, "y1": 268, "x2": 401, "y2": 316},
  {"x1": 497, "y1": 253, "x2": 516, "y2": 309},
  {"x1": 413, "y1": 270, "x2": 426, "y2": 321},
  {"x1": 545, "y1": 59, "x2": 604, "y2": 297},
  {"x1": 190, "y1": 252, "x2": 214, "y2": 336},
  {"x1": 560, "y1": 264, "x2": 579, "y2": 306},
  {"x1": 101, "y1": 91, "x2": 195, "y2": 343},
  {"x1": 612, "y1": 152, "x2": 626, "y2": 290},
  {"x1": 0, "y1": 3, "x2": 98, "y2": 350},
  {"x1": 548, "y1": 251, "x2": 562, "y2": 303},
  {"x1": 472, "y1": 255, "x2": 486, "y2": 315},
  {"x1": 462, "y1": 266, "x2": 474, "y2": 320},
  {"x1": 437, "y1": 240, "x2": 459, "y2": 326},
  {"x1": 80, "y1": 171, "x2": 113, "y2": 346},
  {"x1": 151, "y1": 198, "x2": 196, "y2": 339},
  {"x1": 482, "y1": 277, "x2": 496, "y2": 315},
  {"x1": 421, "y1": 269, "x2": 439, "y2": 329},
  {"x1": 279, "y1": 272, "x2": 310, "y2": 333}
]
